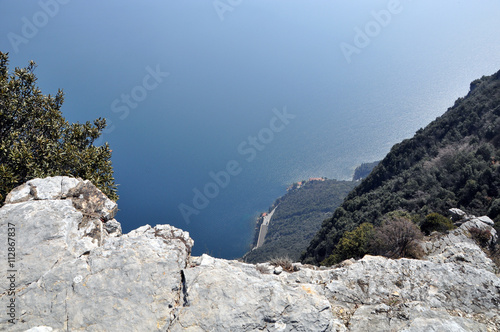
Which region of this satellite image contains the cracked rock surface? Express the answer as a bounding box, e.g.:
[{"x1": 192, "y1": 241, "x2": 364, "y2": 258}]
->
[{"x1": 1, "y1": 177, "x2": 499, "y2": 331}]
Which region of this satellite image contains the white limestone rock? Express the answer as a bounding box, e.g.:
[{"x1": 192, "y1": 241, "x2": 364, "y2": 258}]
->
[
  {"x1": 24, "y1": 327, "x2": 54, "y2": 332},
  {"x1": 423, "y1": 215, "x2": 498, "y2": 272},
  {"x1": 103, "y1": 218, "x2": 122, "y2": 237},
  {"x1": 0, "y1": 177, "x2": 498, "y2": 331},
  {"x1": 477, "y1": 215, "x2": 495, "y2": 226},
  {"x1": 6, "y1": 176, "x2": 79, "y2": 203},
  {"x1": 169, "y1": 257, "x2": 341, "y2": 332},
  {"x1": 449, "y1": 208, "x2": 469, "y2": 222},
  {"x1": 0, "y1": 177, "x2": 192, "y2": 331},
  {"x1": 5, "y1": 176, "x2": 117, "y2": 221}
]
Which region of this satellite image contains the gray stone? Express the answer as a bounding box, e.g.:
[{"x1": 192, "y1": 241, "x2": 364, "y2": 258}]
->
[
  {"x1": 423, "y1": 216, "x2": 498, "y2": 272},
  {"x1": 103, "y1": 218, "x2": 122, "y2": 237},
  {"x1": 477, "y1": 215, "x2": 495, "y2": 226},
  {"x1": 6, "y1": 176, "x2": 80, "y2": 203},
  {"x1": 449, "y1": 208, "x2": 469, "y2": 222},
  {"x1": 24, "y1": 327, "x2": 54, "y2": 332},
  {"x1": 0, "y1": 177, "x2": 498, "y2": 331},
  {"x1": 4, "y1": 176, "x2": 117, "y2": 222},
  {"x1": 171, "y1": 257, "x2": 340, "y2": 332}
]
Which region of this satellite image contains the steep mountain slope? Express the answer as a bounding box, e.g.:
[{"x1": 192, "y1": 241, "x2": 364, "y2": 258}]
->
[
  {"x1": 302, "y1": 70, "x2": 500, "y2": 265},
  {"x1": 243, "y1": 179, "x2": 357, "y2": 263},
  {"x1": 352, "y1": 161, "x2": 380, "y2": 181}
]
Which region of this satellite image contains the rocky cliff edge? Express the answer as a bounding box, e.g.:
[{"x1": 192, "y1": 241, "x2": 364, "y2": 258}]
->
[{"x1": 1, "y1": 177, "x2": 499, "y2": 331}]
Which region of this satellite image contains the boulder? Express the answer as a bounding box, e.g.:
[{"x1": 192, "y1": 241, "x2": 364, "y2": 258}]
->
[
  {"x1": 449, "y1": 208, "x2": 469, "y2": 222},
  {"x1": 423, "y1": 214, "x2": 498, "y2": 272}
]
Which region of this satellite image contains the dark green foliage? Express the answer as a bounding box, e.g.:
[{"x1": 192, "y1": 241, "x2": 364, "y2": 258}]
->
[
  {"x1": 488, "y1": 199, "x2": 500, "y2": 220},
  {"x1": 420, "y1": 213, "x2": 456, "y2": 235},
  {"x1": 321, "y1": 222, "x2": 374, "y2": 266},
  {"x1": 352, "y1": 161, "x2": 380, "y2": 181},
  {"x1": 243, "y1": 179, "x2": 357, "y2": 263},
  {"x1": 490, "y1": 199, "x2": 500, "y2": 236},
  {"x1": 302, "y1": 69, "x2": 500, "y2": 265},
  {"x1": 491, "y1": 245, "x2": 500, "y2": 269},
  {"x1": 0, "y1": 52, "x2": 117, "y2": 203},
  {"x1": 322, "y1": 212, "x2": 424, "y2": 265}
]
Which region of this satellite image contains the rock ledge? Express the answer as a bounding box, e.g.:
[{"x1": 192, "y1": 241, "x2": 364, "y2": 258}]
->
[{"x1": 1, "y1": 177, "x2": 499, "y2": 331}]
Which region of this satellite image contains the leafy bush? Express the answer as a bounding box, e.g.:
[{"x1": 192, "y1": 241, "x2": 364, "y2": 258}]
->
[
  {"x1": 420, "y1": 213, "x2": 456, "y2": 235},
  {"x1": 0, "y1": 52, "x2": 117, "y2": 203},
  {"x1": 321, "y1": 223, "x2": 374, "y2": 266},
  {"x1": 321, "y1": 212, "x2": 425, "y2": 265}
]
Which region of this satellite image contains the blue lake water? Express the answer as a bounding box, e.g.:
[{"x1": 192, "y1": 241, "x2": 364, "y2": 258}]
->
[{"x1": 2, "y1": 1, "x2": 500, "y2": 259}]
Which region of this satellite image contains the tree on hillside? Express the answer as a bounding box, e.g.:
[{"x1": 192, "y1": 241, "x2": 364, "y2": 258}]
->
[
  {"x1": 321, "y1": 222, "x2": 374, "y2": 266},
  {"x1": 420, "y1": 212, "x2": 456, "y2": 235},
  {"x1": 0, "y1": 52, "x2": 117, "y2": 203}
]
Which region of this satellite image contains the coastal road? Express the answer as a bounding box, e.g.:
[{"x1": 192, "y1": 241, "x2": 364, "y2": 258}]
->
[{"x1": 255, "y1": 206, "x2": 278, "y2": 249}]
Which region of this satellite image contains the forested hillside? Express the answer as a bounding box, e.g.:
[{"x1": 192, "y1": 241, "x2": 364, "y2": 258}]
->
[
  {"x1": 353, "y1": 161, "x2": 380, "y2": 181},
  {"x1": 243, "y1": 179, "x2": 356, "y2": 263},
  {"x1": 302, "y1": 70, "x2": 500, "y2": 265}
]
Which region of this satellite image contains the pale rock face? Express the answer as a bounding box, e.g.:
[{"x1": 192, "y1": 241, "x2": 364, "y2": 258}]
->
[
  {"x1": 449, "y1": 207, "x2": 469, "y2": 222},
  {"x1": 5, "y1": 176, "x2": 117, "y2": 221},
  {"x1": 423, "y1": 212, "x2": 498, "y2": 273},
  {"x1": 0, "y1": 177, "x2": 499, "y2": 332},
  {"x1": 24, "y1": 327, "x2": 53, "y2": 332}
]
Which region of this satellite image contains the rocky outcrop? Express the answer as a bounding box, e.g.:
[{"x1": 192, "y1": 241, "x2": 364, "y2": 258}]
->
[
  {"x1": 423, "y1": 210, "x2": 498, "y2": 273},
  {"x1": 1, "y1": 177, "x2": 499, "y2": 331}
]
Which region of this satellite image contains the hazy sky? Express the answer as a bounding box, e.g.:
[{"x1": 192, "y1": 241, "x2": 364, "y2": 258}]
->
[{"x1": 2, "y1": 0, "x2": 500, "y2": 258}]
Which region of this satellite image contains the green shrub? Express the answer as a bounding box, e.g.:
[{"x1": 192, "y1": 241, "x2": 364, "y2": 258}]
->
[
  {"x1": 321, "y1": 223, "x2": 374, "y2": 266},
  {"x1": 420, "y1": 213, "x2": 456, "y2": 235},
  {"x1": 488, "y1": 198, "x2": 500, "y2": 220},
  {"x1": 0, "y1": 52, "x2": 117, "y2": 203}
]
